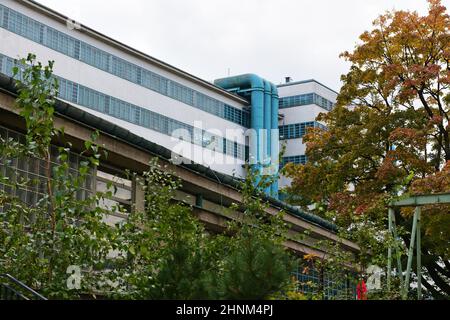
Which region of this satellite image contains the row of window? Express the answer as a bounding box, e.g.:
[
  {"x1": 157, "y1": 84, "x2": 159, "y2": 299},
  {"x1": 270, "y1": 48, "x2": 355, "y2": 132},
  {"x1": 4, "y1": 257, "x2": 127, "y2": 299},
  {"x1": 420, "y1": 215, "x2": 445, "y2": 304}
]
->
[
  {"x1": 0, "y1": 126, "x2": 94, "y2": 210},
  {"x1": 279, "y1": 93, "x2": 335, "y2": 111},
  {"x1": 292, "y1": 262, "x2": 357, "y2": 299},
  {"x1": 279, "y1": 121, "x2": 326, "y2": 140},
  {"x1": 0, "y1": 4, "x2": 250, "y2": 127},
  {"x1": 0, "y1": 125, "x2": 132, "y2": 225},
  {"x1": 280, "y1": 155, "x2": 307, "y2": 169},
  {"x1": 0, "y1": 53, "x2": 246, "y2": 160}
]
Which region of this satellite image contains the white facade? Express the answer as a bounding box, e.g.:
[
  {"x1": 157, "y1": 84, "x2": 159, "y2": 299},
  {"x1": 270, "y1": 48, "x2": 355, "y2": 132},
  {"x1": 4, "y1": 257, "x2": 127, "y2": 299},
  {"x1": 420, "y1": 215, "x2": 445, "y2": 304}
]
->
[
  {"x1": 0, "y1": 0, "x2": 250, "y2": 177},
  {"x1": 277, "y1": 80, "x2": 338, "y2": 190}
]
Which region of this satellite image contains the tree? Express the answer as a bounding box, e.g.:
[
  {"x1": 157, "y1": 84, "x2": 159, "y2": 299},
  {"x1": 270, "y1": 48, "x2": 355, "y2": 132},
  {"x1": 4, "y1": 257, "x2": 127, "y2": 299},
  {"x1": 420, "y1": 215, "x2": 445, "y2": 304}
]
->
[
  {"x1": 0, "y1": 54, "x2": 116, "y2": 298},
  {"x1": 115, "y1": 163, "x2": 295, "y2": 300},
  {"x1": 215, "y1": 165, "x2": 294, "y2": 299},
  {"x1": 112, "y1": 160, "x2": 222, "y2": 299},
  {"x1": 283, "y1": 0, "x2": 450, "y2": 299}
]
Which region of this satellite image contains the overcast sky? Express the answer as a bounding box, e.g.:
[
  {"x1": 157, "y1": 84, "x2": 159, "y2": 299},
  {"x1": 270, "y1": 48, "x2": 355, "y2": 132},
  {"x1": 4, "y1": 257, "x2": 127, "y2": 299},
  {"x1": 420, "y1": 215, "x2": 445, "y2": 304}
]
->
[{"x1": 36, "y1": 0, "x2": 450, "y2": 91}]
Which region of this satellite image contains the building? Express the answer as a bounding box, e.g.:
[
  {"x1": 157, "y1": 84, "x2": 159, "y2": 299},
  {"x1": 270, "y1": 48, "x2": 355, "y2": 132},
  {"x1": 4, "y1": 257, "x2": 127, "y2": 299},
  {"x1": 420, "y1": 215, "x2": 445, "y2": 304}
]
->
[
  {"x1": 277, "y1": 79, "x2": 337, "y2": 190},
  {"x1": 0, "y1": 0, "x2": 358, "y2": 297},
  {"x1": 0, "y1": 0, "x2": 253, "y2": 180}
]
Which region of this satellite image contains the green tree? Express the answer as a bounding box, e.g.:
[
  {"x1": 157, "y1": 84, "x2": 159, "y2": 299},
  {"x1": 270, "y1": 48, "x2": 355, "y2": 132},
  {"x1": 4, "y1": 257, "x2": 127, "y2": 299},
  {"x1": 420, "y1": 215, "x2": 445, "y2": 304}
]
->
[
  {"x1": 0, "y1": 54, "x2": 116, "y2": 299},
  {"x1": 215, "y1": 165, "x2": 294, "y2": 300},
  {"x1": 113, "y1": 160, "x2": 222, "y2": 299},
  {"x1": 114, "y1": 163, "x2": 295, "y2": 300},
  {"x1": 283, "y1": 0, "x2": 450, "y2": 299}
]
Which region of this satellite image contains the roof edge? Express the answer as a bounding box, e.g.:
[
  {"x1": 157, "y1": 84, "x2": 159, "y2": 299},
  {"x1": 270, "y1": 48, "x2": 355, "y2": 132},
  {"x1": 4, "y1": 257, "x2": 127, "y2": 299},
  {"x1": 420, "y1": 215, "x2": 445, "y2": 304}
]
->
[
  {"x1": 278, "y1": 79, "x2": 339, "y2": 95},
  {"x1": 18, "y1": 0, "x2": 249, "y2": 105}
]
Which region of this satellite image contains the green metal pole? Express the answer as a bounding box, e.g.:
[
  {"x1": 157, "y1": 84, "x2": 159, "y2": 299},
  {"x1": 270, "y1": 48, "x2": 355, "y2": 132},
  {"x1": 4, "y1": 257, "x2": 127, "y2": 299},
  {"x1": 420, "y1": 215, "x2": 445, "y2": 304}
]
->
[
  {"x1": 416, "y1": 207, "x2": 422, "y2": 300},
  {"x1": 387, "y1": 208, "x2": 393, "y2": 291},
  {"x1": 404, "y1": 207, "x2": 419, "y2": 299},
  {"x1": 391, "y1": 212, "x2": 404, "y2": 288}
]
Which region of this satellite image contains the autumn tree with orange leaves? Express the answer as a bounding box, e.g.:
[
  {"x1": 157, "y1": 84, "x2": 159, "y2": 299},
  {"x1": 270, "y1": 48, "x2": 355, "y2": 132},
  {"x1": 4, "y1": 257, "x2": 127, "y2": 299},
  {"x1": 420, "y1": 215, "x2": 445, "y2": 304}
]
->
[{"x1": 283, "y1": 0, "x2": 450, "y2": 299}]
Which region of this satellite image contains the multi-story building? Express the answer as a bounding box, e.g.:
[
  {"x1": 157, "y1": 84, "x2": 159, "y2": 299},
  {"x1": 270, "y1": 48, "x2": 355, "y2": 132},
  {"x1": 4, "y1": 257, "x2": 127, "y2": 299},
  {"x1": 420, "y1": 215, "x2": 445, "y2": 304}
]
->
[
  {"x1": 0, "y1": 0, "x2": 254, "y2": 181},
  {"x1": 0, "y1": 0, "x2": 338, "y2": 197},
  {"x1": 0, "y1": 0, "x2": 358, "y2": 297},
  {"x1": 277, "y1": 79, "x2": 337, "y2": 191}
]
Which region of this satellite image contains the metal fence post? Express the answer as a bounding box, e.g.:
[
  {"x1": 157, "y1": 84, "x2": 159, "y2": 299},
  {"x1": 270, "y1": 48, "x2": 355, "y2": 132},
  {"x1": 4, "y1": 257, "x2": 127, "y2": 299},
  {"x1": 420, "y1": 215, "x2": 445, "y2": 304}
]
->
[
  {"x1": 387, "y1": 208, "x2": 393, "y2": 291},
  {"x1": 391, "y1": 211, "x2": 403, "y2": 288},
  {"x1": 416, "y1": 208, "x2": 422, "y2": 300},
  {"x1": 403, "y1": 206, "x2": 419, "y2": 299}
]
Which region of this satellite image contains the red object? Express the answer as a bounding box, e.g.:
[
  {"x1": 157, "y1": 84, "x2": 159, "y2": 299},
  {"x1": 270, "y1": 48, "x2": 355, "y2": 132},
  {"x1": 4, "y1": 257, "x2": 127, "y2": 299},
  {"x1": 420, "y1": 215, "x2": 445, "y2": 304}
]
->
[{"x1": 357, "y1": 280, "x2": 367, "y2": 300}]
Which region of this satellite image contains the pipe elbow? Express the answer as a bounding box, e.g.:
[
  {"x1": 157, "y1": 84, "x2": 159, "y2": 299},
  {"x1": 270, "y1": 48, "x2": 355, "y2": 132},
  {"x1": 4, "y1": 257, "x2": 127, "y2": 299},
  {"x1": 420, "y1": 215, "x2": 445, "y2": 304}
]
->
[
  {"x1": 214, "y1": 73, "x2": 265, "y2": 91},
  {"x1": 244, "y1": 73, "x2": 265, "y2": 90}
]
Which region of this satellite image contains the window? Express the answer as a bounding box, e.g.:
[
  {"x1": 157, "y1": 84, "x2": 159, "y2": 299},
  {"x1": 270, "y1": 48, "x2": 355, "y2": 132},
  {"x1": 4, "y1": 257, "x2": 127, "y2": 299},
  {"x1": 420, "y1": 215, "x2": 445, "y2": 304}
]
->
[
  {"x1": 109, "y1": 98, "x2": 133, "y2": 122},
  {"x1": 111, "y1": 56, "x2": 140, "y2": 84},
  {"x1": 195, "y1": 92, "x2": 220, "y2": 116},
  {"x1": 292, "y1": 261, "x2": 320, "y2": 296},
  {"x1": 0, "y1": 126, "x2": 94, "y2": 212},
  {"x1": 224, "y1": 140, "x2": 234, "y2": 158},
  {"x1": 78, "y1": 85, "x2": 106, "y2": 112},
  {"x1": 279, "y1": 122, "x2": 325, "y2": 140},
  {"x1": 96, "y1": 169, "x2": 132, "y2": 226},
  {"x1": 57, "y1": 77, "x2": 78, "y2": 103},
  {"x1": 80, "y1": 43, "x2": 109, "y2": 72},
  {"x1": 242, "y1": 111, "x2": 250, "y2": 128},
  {"x1": 0, "y1": 6, "x2": 3, "y2": 28},
  {"x1": 141, "y1": 70, "x2": 168, "y2": 95},
  {"x1": 45, "y1": 27, "x2": 79, "y2": 58},
  {"x1": 279, "y1": 93, "x2": 335, "y2": 111},
  {"x1": 147, "y1": 111, "x2": 166, "y2": 134},
  {"x1": 0, "y1": 54, "x2": 11, "y2": 77},
  {"x1": 292, "y1": 261, "x2": 355, "y2": 299},
  {"x1": 224, "y1": 104, "x2": 244, "y2": 125},
  {"x1": 236, "y1": 143, "x2": 245, "y2": 160},
  {"x1": 280, "y1": 155, "x2": 307, "y2": 169},
  {"x1": 170, "y1": 81, "x2": 194, "y2": 106},
  {"x1": 132, "y1": 106, "x2": 141, "y2": 124},
  {"x1": 3, "y1": 7, "x2": 42, "y2": 43}
]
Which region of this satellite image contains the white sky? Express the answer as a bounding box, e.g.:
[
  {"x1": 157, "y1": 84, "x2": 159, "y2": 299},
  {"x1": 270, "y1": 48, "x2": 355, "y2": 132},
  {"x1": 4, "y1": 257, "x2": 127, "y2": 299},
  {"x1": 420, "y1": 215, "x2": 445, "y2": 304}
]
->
[{"x1": 36, "y1": 0, "x2": 450, "y2": 92}]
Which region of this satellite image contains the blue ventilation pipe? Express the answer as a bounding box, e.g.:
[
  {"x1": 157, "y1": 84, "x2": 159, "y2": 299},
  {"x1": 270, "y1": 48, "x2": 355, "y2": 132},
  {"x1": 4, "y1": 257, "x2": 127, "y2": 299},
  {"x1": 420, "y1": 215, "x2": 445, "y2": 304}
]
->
[
  {"x1": 214, "y1": 74, "x2": 279, "y2": 197},
  {"x1": 214, "y1": 74, "x2": 264, "y2": 175},
  {"x1": 270, "y1": 83, "x2": 279, "y2": 198},
  {"x1": 263, "y1": 80, "x2": 272, "y2": 194}
]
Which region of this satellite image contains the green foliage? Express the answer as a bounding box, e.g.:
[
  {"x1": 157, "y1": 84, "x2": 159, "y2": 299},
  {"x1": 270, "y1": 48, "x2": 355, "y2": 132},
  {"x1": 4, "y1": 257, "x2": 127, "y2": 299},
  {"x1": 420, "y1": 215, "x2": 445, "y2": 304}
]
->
[
  {"x1": 13, "y1": 53, "x2": 58, "y2": 157},
  {"x1": 112, "y1": 159, "x2": 220, "y2": 299},
  {"x1": 218, "y1": 238, "x2": 292, "y2": 299},
  {"x1": 214, "y1": 165, "x2": 294, "y2": 299},
  {"x1": 114, "y1": 163, "x2": 294, "y2": 300},
  {"x1": 0, "y1": 54, "x2": 116, "y2": 299},
  {"x1": 298, "y1": 239, "x2": 358, "y2": 301}
]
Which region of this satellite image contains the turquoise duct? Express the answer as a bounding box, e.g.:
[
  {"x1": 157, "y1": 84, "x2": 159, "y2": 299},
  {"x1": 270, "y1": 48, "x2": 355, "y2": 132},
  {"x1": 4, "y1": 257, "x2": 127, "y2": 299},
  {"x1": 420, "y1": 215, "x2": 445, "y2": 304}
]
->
[
  {"x1": 263, "y1": 80, "x2": 272, "y2": 194},
  {"x1": 270, "y1": 83, "x2": 279, "y2": 198},
  {"x1": 214, "y1": 74, "x2": 279, "y2": 197},
  {"x1": 214, "y1": 74, "x2": 264, "y2": 180}
]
